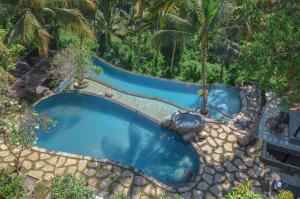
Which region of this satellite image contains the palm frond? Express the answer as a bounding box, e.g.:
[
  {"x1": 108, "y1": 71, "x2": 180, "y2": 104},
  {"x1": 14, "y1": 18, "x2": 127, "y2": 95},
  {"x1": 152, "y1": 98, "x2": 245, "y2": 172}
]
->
[
  {"x1": 52, "y1": 8, "x2": 95, "y2": 40},
  {"x1": 152, "y1": 29, "x2": 190, "y2": 46},
  {"x1": 46, "y1": 0, "x2": 96, "y2": 11},
  {"x1": 36, "y1": 29, "x2": 51, "y2": 56},
  {"x1": 7, "y1": 10, "x2": 51, "y2": 56},
  {"x1": 160, "y1": 14, "x2": 194, "y2": 33}
]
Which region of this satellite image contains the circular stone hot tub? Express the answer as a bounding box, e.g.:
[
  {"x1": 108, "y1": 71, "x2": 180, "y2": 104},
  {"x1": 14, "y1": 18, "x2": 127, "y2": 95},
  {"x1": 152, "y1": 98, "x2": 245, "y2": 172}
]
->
[{"x1": 162, "y1": 111, "x2": 205, "y2": 139}]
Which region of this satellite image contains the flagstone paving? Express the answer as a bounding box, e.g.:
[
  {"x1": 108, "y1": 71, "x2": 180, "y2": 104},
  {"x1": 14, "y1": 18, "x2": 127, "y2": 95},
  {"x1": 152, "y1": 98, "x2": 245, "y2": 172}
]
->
[{"x1": 0, "y1": 82, "x2": 281, "y2": 198}]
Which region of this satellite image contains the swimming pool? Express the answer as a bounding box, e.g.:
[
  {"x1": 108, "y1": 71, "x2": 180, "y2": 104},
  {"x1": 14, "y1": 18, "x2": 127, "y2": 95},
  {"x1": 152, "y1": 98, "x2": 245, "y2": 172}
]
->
[
  {"x1": 90, "y1": 58, "x2": 242, "y2": 120},
  {"x1": 35, "y1": 93, "x2": 200, "y2": 187}
]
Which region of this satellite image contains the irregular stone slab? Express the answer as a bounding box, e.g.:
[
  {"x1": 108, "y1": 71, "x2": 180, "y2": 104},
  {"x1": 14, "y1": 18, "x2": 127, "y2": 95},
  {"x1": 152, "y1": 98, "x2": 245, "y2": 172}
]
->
[
  {"x1": 28, "y1": 170, "x2": 44, "y2": 179},
  {"x1": 47, "y1": 157, "x2": 58, "y2": 165},
  {"x1": 222, "y1": 126, "x2": 232, "y2": 133},
  {"x1": 244, "y1": 158, "x2": 254, "y2": 167},
  {"x1": 201, "y1": 145, "x2": 212, "y2": 153},
  {"x1": 214, "y1": 173, "x2": 226, "y2": 183},
  {"x1": 40, "y1": 153, "x2": 51, "y2": 160},
  {"x1": 211, "y1": 129, "x2": 218, "y2": 137},
  {"x1": 84, "y1": 168, "x2": 96, "y2": 177},
  {"x1": 156, "y1": 187, "x2": 166, "y2": 196},
  {"x1": 204, "y1": 166, "x2": 215, "y2": 175},
  {"x1": 0, "y1": 151, "x2": 10, "y2": 157},
  {"x1": 111, "y1": 182, "x2": 124, "y2": 194},
  {"x1": 134, "y1": 176, "x2": 147, "y2": 186},
  {"x1": 219, "y1": 133, "x2": 227, "y2": 140},
  {"x1": 55, "y1": 168, "x2": 66, "y2": 176},
  {"x1": 121, "y1": 170, "x2": 133, "y2": 178},
  {"x1": 225, "y1": 162, "x2": 237, "y2": 172},
  {"x1": 22, "y1": 160, "x2": 32, "y2": 170},
  {"x1": 78, "y1": 160, "x2": 88, "y2": 171},
  {"x1": 67, "y1": 166, "x2": 77, "y2": 174},
  {"x1": 88, "y1": 177, "x2": 98, "y2": 187},
  {"x1": 215, "y1": 138, "x2": 223, "y2": 146},
  {"x1": 4, "y1": 155, "x2": 15, "y2": 162},
  {"x1": 97, "y1": 170, "x2": 111, "y2": 179},
  {"x1": 56, "y1": 157, "x2": 66, "y2": 167},
  {"x1": 193, "y1": 190, "x2": 203, "y2": 198},
  {"x1": 224, "y1": 143, "x2": 233, "y2": 152},
  {"x1": 234, "y1": 159, "x2": 247, "y2": 170},
  {"x1": 210, "y1": 184, "x2": 222, "y2": 198},
  {"x1": 64, "y1": 158, "x2": 76, "y2": 166},
  {"x1": 144, "y1": 184, "x2": 156, "y2": 195},
  {"x1": 28, "y1": 152, "x2": 39, "y2": 161},
  {"x1": 131, "y1": 187, "x2": 142, "y2": 199},
  {"x1": 215, "y1": 147, "x2": 223, "y2": 154},
  {"x1": 119, "y1": 177, "x2": 133, "y2": 188},
  {"x1": 98, "y1": 177, "x2": 114, "y2": 190},
  {"x1": 35, "y1": 161, "x2": 46, "y2": 169},
  {"x1": 42, "y1": 165, "x2": 54, "y2": 172},
  {"x1": 44, "y1": 173, "x2": 54, "y2": 181},
  {"x1": 206, "y1": 192, "x2": 217, "y2": 199},
  {"x1": 113, "y1": 166, "x2": 122, "y2": 175},
  {"x1": 182, "y1": 191, "x2": 192, "y2": 199},
  {"x1": 207, "y1": 137, "x2": 217, "y2": 147},
  {"x1": 203, "y1": 173, "x2": 213, "y2": 185},
  {"x1": 227, "y1": 135, "x2": 236, "y2": 142}
]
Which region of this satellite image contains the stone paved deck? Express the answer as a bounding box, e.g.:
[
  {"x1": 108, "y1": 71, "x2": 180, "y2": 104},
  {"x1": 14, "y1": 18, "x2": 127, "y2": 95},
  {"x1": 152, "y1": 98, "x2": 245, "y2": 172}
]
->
[{"x1": 0, "y1": 82, "x2": 290, "y2": 198}]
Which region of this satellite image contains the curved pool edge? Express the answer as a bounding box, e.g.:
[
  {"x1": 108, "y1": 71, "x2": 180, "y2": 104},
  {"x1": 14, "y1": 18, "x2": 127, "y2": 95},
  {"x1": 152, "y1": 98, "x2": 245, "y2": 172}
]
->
[
  {"x1": 32, "y1": 91, "x2": 205, "y2": 192},
  {"x1": 92, "y1": 56, "x2": 243, "y2": 121},
  {"x1": 85, "y1": 77, "x2": 237, "y2": 123}
]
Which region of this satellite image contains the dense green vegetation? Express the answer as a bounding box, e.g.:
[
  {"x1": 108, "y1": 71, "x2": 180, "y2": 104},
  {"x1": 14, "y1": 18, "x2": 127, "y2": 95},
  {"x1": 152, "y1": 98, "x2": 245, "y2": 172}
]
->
[
  {"x1": 50, "y1": 174, "x2": 94, "y2": 199},
  {"x1": 225, "y1": 181, "x2": 263, "y2": 199},
  {"x1": 0, "y1": 1, "x2": 299, "y2": 198},
  {"x1": 1, "y1": 0, "x2": 299, "y2": 108}
]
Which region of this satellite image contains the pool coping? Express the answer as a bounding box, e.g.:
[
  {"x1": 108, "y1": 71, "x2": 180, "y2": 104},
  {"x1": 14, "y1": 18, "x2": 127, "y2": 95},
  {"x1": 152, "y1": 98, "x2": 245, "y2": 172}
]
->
[
  {"x1": 92, "y1": 56, "x2": 242, "y2": 121},
  {"x1": 32, "y1": 90, "x2": 205, "y2": 193}
]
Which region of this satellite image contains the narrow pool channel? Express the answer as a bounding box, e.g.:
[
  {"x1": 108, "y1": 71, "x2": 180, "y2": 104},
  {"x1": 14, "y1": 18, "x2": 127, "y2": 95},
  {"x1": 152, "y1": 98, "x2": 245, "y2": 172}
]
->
[
  {"x1": 34, "y1": 93, "x2": 200, "y2": 187},
  {"x1": 90, "y1": 58, "x2": 242, "y2": 120}
]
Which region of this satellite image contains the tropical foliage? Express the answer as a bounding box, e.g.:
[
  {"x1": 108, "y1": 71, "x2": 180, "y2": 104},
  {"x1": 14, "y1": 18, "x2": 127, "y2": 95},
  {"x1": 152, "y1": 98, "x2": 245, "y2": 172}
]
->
[
  {"x1": 50, "y1": 174, "x2": 94, "y2": 199},
  {"x1": 0, "y1": 0, "x2": 95, "y2": 56},
  {"x1": 225, "y1": 181, "x2": 263, "y2": 199}
]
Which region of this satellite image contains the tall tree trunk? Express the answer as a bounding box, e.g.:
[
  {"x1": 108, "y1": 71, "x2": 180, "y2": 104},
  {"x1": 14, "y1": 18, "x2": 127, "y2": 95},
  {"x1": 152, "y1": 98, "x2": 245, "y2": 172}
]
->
[
  {"x1": 201, "y1": 39, "x2": 208, "y2": 114},
  {"x1": 170, "y1": 40, "x2": 177, "y2": 76},
  {"x1": 94, "y1": 0, "x2": 98, "y2": 54},
  {"x1": 136, "y1": 7, "x2": 144, "y2": 66},
  {"x1": 219, "y1": 61, "x2": 224, "y2": 83},
  {"x1": 152, "y1": 13, "x2": 162, "y2": 69}
]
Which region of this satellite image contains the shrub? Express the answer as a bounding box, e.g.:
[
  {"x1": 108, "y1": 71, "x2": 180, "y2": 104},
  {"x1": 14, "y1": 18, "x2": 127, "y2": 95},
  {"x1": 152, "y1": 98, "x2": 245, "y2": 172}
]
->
[
  {"x1": 225, "y1": 181, "x2": 263, "y2": 199},
  {"x1": 50, "y1": 174, "x2": 94, "y2": 199},
  {"x1": 113, "y1": 192, "x2": 127, "y2": 199},
  {"x1": 33, "y1": 182, "x2": 48, "y2": 198},
  {"x1": 275, "y1": 190, "x2": 294, "y2": 199},
  {"x1": 0, "y1": 169, "x2": 27, "y2": 199}
]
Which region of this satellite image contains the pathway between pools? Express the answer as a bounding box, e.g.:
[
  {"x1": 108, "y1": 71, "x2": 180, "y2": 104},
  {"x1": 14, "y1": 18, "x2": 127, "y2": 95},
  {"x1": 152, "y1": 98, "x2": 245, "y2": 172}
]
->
[{"x1": 77, "y1": 79, "x2": 180, "y2": 123}]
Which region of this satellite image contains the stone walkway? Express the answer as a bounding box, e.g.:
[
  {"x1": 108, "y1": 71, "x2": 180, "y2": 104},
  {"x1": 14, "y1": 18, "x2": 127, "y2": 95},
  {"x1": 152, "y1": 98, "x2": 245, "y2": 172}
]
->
[{"x1": 0, "y1": 82, "x2": 284, "y2": 198}]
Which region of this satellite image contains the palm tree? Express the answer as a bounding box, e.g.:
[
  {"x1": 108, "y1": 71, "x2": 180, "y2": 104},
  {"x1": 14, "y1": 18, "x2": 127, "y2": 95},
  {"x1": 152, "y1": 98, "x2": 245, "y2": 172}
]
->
[
  {"x1": 193, "y1": 0, "x2": 223, "y2": 114},
  {"x1": 95, "y1": 0, "x2": 128, "y2": 54},
  {"x1": 0, "y1": 0, "x2": 95, "y2": 56},
  {"x1": 134, "y1": 0, "x2": 146, "y2": 65},
  {"x1": 152, "y1": 14, "x2": 193, "y2": 76}
]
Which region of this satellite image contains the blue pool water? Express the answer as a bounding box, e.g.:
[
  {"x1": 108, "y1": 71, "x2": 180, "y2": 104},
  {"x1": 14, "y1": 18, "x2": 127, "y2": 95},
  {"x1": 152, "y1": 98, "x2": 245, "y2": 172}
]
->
[
  {"x1": 35, "y1": 93, "x2": 200, "y2": 186},
  {"x1": 90, "y1": 58, "x2": 242, "y2": 120}
]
